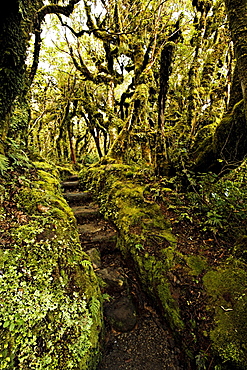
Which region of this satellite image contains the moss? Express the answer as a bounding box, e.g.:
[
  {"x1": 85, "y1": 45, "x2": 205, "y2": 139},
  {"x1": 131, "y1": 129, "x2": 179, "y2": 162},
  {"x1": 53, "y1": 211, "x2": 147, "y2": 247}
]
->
[
  {"x1": 36, "y1": 169, "x2": 60, "y2": 191},
  {"x1": 79, "y1": 163, "x2": 184, "y2": 333},
  {"x1": 0, "y1": 160, "x2": 103, "y2": 369},
  {"x1": 157, "y1": 280, "x2": 184, "y2": 329},
  {"x1": 186, "y1": 255, "x2": 208, "y2": 276},
  {"x1": 203, "y1": 264, "x2": 247, "y2": 367}
]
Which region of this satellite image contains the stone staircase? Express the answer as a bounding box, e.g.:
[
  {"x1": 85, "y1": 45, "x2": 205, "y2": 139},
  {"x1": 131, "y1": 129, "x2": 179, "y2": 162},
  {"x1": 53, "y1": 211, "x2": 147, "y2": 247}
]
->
[
  {"x1": 62, "y1": 177, "x2": 117, "y2": 252},
  {"x1": 62, "y1": 175, "x2": 181, "y2": 370},
  {"x1": 62, "y1": 176, "x2": 137, "y2": 330}
]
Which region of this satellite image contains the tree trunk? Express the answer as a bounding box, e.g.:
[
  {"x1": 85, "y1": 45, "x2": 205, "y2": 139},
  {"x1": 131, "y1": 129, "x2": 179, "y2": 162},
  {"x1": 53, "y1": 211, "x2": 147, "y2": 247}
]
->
[
  {"x1": 225, "y1": 0, "x2": 247, "y2": 120},
  {"x1": 155, "y1": 20, "x2": 182, "y2": 176},
  {"x1": 0, "y1": 1, "x2": 27, "y2": 150}
]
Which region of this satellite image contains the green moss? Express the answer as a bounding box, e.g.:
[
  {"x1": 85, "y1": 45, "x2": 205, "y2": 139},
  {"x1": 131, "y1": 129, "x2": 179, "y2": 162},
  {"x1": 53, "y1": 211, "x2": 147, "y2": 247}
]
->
[
  {"x1": 79, "y1": 163, "x2": 184, "y2": 332},
  {"x1": 157, "y1": 280, "x2": 184, "y2": 330},
  {"x1": 186, "y1": 255, "x2": 208, "y2": 276},
  {"x1": 0, "y1": 160, "x2": 103, "y2": 369},
  {"x1": 37, "y1": 169, "x2": 60, "y2": 191},
  {"x1": 203, "y1": 264, "x2": 247, "y2": 367}
]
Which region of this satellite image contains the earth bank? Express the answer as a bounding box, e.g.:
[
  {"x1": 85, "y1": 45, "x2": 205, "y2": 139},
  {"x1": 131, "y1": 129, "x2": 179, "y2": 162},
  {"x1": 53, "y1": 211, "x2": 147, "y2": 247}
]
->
[
  {"x1": 0, "y1": 159, "x2": 103, "y2": 369},
  {"x1": 79, "y1": 161, "x2": 247, "y2": 370}
]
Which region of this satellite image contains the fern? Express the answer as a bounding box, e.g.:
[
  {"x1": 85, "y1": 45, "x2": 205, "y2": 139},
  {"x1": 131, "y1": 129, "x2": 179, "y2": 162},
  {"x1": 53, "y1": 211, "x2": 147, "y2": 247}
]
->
[
  {"x1": 0, "y1": 154, "x2": 9, "y2": 175},
  {"x1": 89, "y1": 297, "x2": 100, "y2": 320}
]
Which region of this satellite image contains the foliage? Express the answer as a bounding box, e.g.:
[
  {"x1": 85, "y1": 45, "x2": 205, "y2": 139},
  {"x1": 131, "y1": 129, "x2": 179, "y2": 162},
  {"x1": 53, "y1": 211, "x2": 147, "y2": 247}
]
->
[
  {"x1": 184, "y1": 165, "x2": 247, "y2": 237},
  {"x1": 0, "y1": 158, "x2": 102, "y2": 369},
  {"x1": 25, "y1": 0, "x2": 230, "y2": 169},
  {"x1": 203, "y1": 264, "x2": 247, "y2": 367}
]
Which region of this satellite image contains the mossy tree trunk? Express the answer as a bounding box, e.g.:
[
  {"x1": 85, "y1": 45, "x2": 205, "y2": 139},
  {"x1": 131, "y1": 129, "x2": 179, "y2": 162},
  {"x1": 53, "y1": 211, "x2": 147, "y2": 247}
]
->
[
  {"x1": 225, "y1": 0, "x2": 247, "y2": 121},
  {"x1": 192, "y1": 1, "x2": 247, "y2": 173},
  {"x1": 155, "y1": 20, "x2": 182, "y2": 176},
  {"x1": 0, "y1": 0, "x2": 81, "y2": 154},
  {"x1": 0, "y1": 1, "x2": 29, "y2": 152}
]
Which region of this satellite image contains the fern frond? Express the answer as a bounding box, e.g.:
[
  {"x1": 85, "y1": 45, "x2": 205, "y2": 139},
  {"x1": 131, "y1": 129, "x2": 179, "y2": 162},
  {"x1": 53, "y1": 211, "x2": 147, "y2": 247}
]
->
[{"x1": 0, "y1": 154, "x2": 9, "y2": 175}]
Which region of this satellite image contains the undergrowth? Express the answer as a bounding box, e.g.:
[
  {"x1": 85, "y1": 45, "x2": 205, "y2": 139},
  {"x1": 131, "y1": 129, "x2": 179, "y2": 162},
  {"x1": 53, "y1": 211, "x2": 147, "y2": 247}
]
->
[{"x1": 0, "y1": 143, "x2": 102, "y2": 369}]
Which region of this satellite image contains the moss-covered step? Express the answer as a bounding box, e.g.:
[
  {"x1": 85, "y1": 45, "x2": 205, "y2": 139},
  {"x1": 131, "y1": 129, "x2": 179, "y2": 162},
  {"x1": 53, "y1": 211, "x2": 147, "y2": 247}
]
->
[
  {"x1": 62, "y1": 180, "x2": 80, "y2": 190},
  {"x1": 79, "y1": 163, "x2": 184, "y2": 333},
  {"x1": 72, "y1": 205, "x2": 101, "y2": 223},
  {"x1": 64, "y1": 191, "x2": 93, "y2": 205},
  {"x1": 78, "y1": 222, "x2": 117, "y2": 250}
]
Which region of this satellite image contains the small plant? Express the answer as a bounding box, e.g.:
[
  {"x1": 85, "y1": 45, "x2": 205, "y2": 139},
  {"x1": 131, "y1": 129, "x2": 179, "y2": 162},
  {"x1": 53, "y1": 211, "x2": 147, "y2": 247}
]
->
[
  {"x1": 0, "y1": 154, "x2": 9, "y2": 175},
  {"x1": 135, "y1": 243, "x2": 144, "y2": 251},
  {"x1": 195, "y1": 350, "x2": 208, "y2": 370}
]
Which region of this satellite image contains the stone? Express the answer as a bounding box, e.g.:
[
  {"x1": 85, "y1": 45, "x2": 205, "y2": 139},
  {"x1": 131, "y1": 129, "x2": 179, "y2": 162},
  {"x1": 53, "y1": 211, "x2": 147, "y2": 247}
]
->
[
  {"x1": 87, "y1": 248, "x2": 101, "y2": 269},
  {"x1": 96, "y1": 267, "x2": 126, "y2": 292},
  {"x1": 104, "y1": 296, "x2": 137, "y2": 332},
  {"x1": 63, "y1": 191, "x2": 92, "y2": 205}
]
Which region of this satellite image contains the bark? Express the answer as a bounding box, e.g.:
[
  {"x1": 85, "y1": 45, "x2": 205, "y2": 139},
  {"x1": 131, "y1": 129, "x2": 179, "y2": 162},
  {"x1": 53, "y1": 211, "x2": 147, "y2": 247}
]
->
[
  {"x1": 224, "y1": 0, "x2": 247, "y2": 120},
  {"x1": 0, "y1": 1, "x2": 27, "y2": 148},
  {"x1": 155, "y1": 22, "x2": 182, "y2": 176}
]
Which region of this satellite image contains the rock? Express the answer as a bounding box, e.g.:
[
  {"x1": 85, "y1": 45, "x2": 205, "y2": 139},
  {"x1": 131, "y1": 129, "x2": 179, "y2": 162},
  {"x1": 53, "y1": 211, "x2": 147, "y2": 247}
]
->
[
  {"x1": 96, "y1": 267, "x2": 126, "y2": 292},
  {"x1": 87, "y1": 248, "x2": 101, "y2": 269},
  {"x1": 63, "y1": 191, "x2": 92, "y2": 205},
  {"x1": 61, "y1": 180, "x2": 80, "y2": 190},
  {"x1": 72, "y1": 205, "x2": 100, "y2": 222},
  {"x1": 104, "y1": 296, "x2": 137, "y2": 332}
]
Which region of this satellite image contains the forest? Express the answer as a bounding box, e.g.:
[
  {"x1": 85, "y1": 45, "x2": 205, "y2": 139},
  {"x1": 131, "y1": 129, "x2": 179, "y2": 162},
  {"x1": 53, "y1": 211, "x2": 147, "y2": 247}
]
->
[{"x1": 0, "y1": 0, "x2": 247, "y2": 369}]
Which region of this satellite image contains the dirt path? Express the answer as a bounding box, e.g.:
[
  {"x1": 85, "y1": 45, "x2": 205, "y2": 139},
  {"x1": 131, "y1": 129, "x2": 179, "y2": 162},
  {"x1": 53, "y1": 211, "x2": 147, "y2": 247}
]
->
[{"x1": 62, "y1": 177, "x2": 183, "y2": 370}]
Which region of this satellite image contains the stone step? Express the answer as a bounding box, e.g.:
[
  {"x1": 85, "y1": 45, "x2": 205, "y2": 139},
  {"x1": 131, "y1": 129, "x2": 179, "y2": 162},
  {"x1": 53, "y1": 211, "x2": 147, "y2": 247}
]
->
[
  {"x1": 72, "y1": 205, "x2": 101, "y2": 223},
  {"x1": 64, "y1": 191, "x2": 92, "y2": 205},
  {"x1": 67, "y1": 175, "x2": 79, "y2": 181},
  {"x1": 78, "y1": 222, "x2": 117, "y2": 249},
  {"x1": 61, "y1": 180, "x2": 80, "y2": 191}
]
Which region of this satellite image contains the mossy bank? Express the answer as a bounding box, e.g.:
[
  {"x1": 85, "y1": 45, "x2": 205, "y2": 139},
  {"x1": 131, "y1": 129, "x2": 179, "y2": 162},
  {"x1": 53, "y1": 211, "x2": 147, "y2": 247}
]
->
[
  {"x1": 0, "y1": 158, "x2": 103, "y2": 369},
  {"x1": 79, "y1": 162, "x2": 247, "y2": 369}
]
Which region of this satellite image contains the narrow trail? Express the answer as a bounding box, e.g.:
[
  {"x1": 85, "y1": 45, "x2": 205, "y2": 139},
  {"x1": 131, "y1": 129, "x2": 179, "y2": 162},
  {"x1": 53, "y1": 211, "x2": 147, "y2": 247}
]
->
[{"x1": 62, "y1": 176, "x2": 183, "y2": 370}]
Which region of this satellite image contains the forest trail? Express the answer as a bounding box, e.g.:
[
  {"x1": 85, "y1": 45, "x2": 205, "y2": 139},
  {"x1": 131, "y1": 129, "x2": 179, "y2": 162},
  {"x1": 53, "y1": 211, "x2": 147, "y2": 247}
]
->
[{"x1": 62, "y1": 176, "x2": 183, "y2": 370}]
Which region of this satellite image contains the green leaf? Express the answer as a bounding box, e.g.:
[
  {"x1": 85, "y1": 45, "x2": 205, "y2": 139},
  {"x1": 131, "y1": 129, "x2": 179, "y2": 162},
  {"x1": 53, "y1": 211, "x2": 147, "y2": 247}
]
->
[
  {"x1": 0, "y1": 155, "x2": 9, "y2": 175},
  {"x1": 3, "y1": 321, "x2": 10, "y2": 328},
  {"x1": 9, "y1": 322, "x2": 15, "y2": 331}
]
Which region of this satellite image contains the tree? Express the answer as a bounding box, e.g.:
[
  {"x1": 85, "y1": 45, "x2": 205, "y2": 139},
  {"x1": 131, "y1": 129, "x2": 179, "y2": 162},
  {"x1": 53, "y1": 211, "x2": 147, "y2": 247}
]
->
[
  {"x1": 192, "y1": 0, "x2": 247, "y2": 173},
  {"x1": 0, "y1": 0, "x2": 81, "y2": 153},
  {"x1": 224, "y1": 0, "x2": 247, "y2": 118}
]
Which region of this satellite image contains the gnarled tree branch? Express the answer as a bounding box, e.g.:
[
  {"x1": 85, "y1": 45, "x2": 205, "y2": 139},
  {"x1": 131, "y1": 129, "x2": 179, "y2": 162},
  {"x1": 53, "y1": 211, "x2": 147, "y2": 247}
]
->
[{"x1": 28, "y1": 0, "x2": 81, "y2": 86}]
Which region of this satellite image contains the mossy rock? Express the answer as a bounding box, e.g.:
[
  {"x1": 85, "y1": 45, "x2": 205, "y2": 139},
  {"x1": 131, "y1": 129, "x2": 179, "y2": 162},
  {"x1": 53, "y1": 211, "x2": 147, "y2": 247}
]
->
[{"x1": 203, "y1": 263, "x2": 247, "y2": 368}]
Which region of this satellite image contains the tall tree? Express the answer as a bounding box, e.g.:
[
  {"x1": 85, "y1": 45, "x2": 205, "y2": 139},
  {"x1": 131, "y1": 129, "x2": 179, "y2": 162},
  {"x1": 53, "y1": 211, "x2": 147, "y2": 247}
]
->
[
  {"x1": 224, "y1": 0, "x2": 247, "y2": 117},
  {"x1": 0, "y1": 0, "x2": 81, "y2": 153}
]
